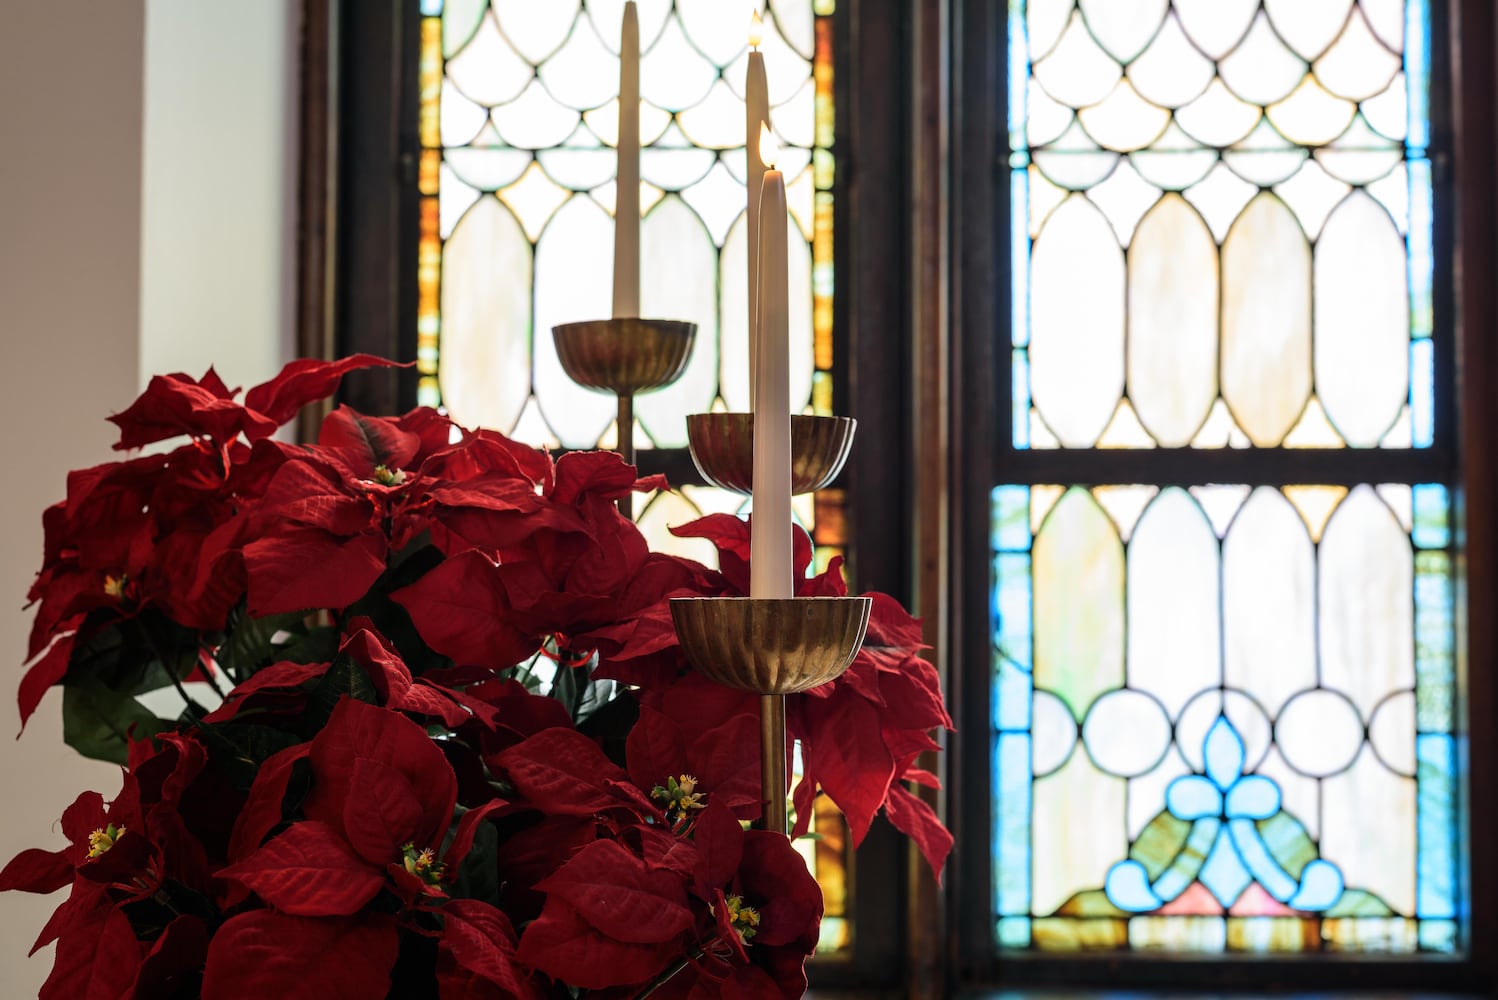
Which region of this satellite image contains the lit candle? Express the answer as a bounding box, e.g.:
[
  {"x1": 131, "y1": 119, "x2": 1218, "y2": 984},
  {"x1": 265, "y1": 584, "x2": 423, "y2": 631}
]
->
[
  {"x1": 613, "y1": 1, "x2": 640, "y2": 319},
  {"x1": 750, "y1": 126, "x2": 792, "y2": 600},
  {"x1": 745, "y1": 8, "x2": 769, "y2": 393}
]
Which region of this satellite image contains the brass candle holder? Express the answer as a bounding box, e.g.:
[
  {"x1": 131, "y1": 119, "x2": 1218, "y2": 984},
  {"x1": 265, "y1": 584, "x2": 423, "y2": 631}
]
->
[
  {"x1": 671, "y1": 596, "x2": 872, "y2": 835},
  {"x1": 552, "y1": 318, "x2": 697, "y2": 515},
  {"x1": 685, "y1": 413, "x2": 856, "y2": 495}
]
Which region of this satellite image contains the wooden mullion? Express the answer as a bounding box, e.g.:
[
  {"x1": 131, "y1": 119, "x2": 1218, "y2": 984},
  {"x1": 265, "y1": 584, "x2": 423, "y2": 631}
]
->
[{"x1": 993, "y1": 444, "x2": 1457, "y2": 488}]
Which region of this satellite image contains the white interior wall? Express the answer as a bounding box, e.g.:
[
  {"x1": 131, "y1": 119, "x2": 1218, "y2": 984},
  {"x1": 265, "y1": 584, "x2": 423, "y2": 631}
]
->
[
  {"x1": 139, "y1": 0, "x2": 299, "y2": 390},
  {"x1": 0, "y1": 2, "x2": 296, "y2": 992}
]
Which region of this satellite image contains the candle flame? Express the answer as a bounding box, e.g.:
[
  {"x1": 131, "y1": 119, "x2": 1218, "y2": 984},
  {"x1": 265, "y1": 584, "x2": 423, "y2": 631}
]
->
[
  {"x1": 758, "y1": 124, "x2": 779, "y2": 170},
  {"x1": 749, "y1": 9, "x2": 763, "y2": 48}
]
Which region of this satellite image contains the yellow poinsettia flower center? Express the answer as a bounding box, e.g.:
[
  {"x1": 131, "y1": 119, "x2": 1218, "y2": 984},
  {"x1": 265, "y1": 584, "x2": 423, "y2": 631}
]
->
[
  {"x1": 723, "y1": 893, "x2": 760, "y2": 945},
  {"x1": 372, "y1": 465, "x2": 406, "y2": 487},
  {"x1": 651, "y1": 774, "x2": 707, "y2": 827},
  {"x1": 87, "y1": 823, "x2": 125, "y2": 859},
  {"x1": 103, "y1": 575, "x2": 128, "y2": 599},
  {"x1": 401, "y1": 843, "x2": 446, "y2": 885}
]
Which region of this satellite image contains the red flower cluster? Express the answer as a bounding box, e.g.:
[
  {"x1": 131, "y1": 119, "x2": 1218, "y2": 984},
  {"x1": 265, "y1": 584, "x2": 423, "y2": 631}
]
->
[{"x1": 6, "y1": 358, "x2": 952, "y2": 998}]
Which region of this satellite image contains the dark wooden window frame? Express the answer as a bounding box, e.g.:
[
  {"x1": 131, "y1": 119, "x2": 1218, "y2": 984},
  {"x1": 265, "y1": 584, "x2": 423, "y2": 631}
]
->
[
  {"x1": 944, "y1": 0, "x2": 1498, "y2": 994},
  {"x1": 295, "y1": 0, "x2": 918, "y2": 992}
]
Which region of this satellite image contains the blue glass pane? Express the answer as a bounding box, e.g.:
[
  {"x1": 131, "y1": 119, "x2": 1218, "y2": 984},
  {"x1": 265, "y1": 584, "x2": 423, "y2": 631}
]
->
[
  {"x1": 997, "y1": 916, "x2": 1031, "y2": 949},
  {"x1": 993, "y1": 551, "x2": 1032, "y2": 672},
  {"x1": 1410, "y1": 158, "x2": 1434, "y2": 340},
  {"x1": 1408, "y1": 0, "x2": 1431, "y2": 150},
  {"x1": 1420, "y1": 918, "x2": 1458, "y2": 953},
  {"x1": 996, "y1": 732, "x2": 1032, "y2": 917},
  {"x1": 1411, "y1": 339, "x2": 1434, "y2": 446},
  {"x1": 1415, "y1": 549, "x2": 1454, "y2": 733},
  {"x1": 992, "y1": 485, "x2": 1031, "y2": 552},
  {"x1": 1412, "y1": 483, "x2": 1449, "y2": 549},
  {"x1": 420, "y1": 0, "x2": 443, "y2": 13},
  {"x1": 1416, "y1": 735, "x2": 1456, "y2": 919}
]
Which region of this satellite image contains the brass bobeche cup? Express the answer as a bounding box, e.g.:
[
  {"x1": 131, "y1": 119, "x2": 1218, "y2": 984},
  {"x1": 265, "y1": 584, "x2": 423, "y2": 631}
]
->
[
  {"x1": 685, "y1": 413, "x2": 856, "y2": 496},
  {"x1": 669, "y1": 596, "x2": 872, "y2": 695},
  {"x1": 551, "y1": 318, "x2": 696, "y2": 395}
]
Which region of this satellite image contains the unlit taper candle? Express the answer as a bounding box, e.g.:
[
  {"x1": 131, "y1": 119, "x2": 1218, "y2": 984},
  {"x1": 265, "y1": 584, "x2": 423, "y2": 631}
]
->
[
  {"x1": 749, "y1": 125, "x2": 792, "y2": 601},
  {"x1": 745, "y1": 9, "x2": 769, "y2": 396},
  {"x1": 612, "y1": 1, "x2": 640, "y2": 319}
]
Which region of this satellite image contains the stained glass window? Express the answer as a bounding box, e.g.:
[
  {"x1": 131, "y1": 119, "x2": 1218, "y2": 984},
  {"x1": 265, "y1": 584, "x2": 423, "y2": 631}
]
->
[
  {"x1": 1010, "y1": 0, "x2": 1431, "y2": 450},
  {"x1": 417, "y1": 0, "x2": 849, "y2": 952},
  {"x1": 996, "y1": 1, "x2": 1460, "y2": 955}
]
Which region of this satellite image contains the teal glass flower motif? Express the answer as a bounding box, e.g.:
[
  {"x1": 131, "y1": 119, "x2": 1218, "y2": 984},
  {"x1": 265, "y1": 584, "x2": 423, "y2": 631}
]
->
[{"x1": 1104, "y1": 716, "x2": 1345, "y2": 914}]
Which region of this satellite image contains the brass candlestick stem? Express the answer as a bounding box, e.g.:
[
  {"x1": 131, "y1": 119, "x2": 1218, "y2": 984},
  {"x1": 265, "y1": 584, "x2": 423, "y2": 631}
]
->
[
  {"x1": 552, "y1": 318, "x2": 697, "y2": 517},
  {"x1": 670, "y1": 596, "x2": 871, "y2": 834}
]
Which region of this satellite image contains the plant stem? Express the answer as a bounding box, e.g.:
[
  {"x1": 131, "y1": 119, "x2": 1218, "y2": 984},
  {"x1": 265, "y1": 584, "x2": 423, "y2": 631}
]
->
[{"x1": 630, "y1": 947, "x2": 704, "y2": 1000}]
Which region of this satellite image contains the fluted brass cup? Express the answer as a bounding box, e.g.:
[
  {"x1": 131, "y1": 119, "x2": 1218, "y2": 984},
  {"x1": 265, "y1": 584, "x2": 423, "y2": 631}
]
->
[
  {"x1": 684, "y1": 413, "x2": 856, "y2": 496},
  {"x1": 670, "y1": 596, "x2": 872, "y2": 836},
  {"x1": 551, "y1": 318, "x2": 696, "y2": 516}
]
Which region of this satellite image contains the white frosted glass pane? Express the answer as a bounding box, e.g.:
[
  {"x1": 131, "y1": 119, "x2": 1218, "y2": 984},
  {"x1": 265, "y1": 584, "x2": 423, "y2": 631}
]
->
[
  {"x1": 539, "y1": 21, "x2": 620, "y2": 110},
  {"x1": 1277, "y1": 689, "x2": 1365, "y2": 777},
  {"x1": 1126, "y1": 488, "x2": 1220, "y2": 718},
  {"x1": 439, "y1": 164, "x2": 481, "y2": 240},
  {"x1": 1083, "y1": 159, "x2": 1159, "y2": 246},
  {"x1": 446, "y1": 146, "x2": 532, "y2": 192},
  {"x1": 1077, "y1": 79, "x2": 1170, "y2": 152},
  {"x1": 493, "y1": 79, "x2": 584, "y2": 149},
  {"x1": 1175, "y1": 78, "x2": 1261, "y2": 148},
  {"x1": 1128, "y1": 194, "x2": 1218, "y2": 447},
  {"x1": 536, "y1": 145, "x2": 617, "y2": 191},
  {"x1": 1221, "y1": 194, "x2": 1312, "y2": 446},
  {"x1": 446, "y1": 12, "x2": 534, "y2": 107},
  {"x1": 1315, "y1": 7, "x2": 1401, "y2": 101},
  {"x1": 679, "y1": 160, "x2": 744, "y2": 245},
  {"x1": 1361, "y1": 0, "x2": 1406, "y2": 51},
  {"x1": 588, "y1": 0, "x2": 673, "y2": 54},
  {"x1": 1033, "y1": 690, "x2": 1079, "y2": 777},
  {"x1": 439, "y1": 197, "x2": 533, "y2": 435},
  {"x1": 443, "y1": 0, "x2": 488, "y2": 58},
  {"x1": 1267, "y1": 78, "x2": 1358, "y2": 147},
  {"x1": 1322, "y1": 753, "x2": 1417, "y2": 915},
  {"x1": 1315, "y1": 191, "x2": 1410, "y2": 446},
  {"x1": 1130, "y1": 122, "x2": 1217, "y2": 191},
  {"x1": 1223, "y1": 119, "x2": 1309, "y2": 188},
  {"x1": 640, "y1": 146, "x2": 716, "y2": 191},
  {"x1": 773, "y1": 77, "x2": 817, "y2": 148},
  {"x1": 641, "y1": 16, "x2": 718, "y2": 112},
  {"x1": 1173, "y1": 0, "x2": 1257, "y2": 59},
  {"x1": 1027, "y1": 0, "x2": 1074, "y2": 61},
  {"x1": 718, "y1": 212, "x2": 750, "y2": 411},
  {"x1": 1032, "y1": 11, "x2": 1122, "y2": 109},
  {"x1": 1126, "y1": 13, "x2": 1214, "y2": 109},
  {"x1": 496, "y1": 0, "x2": 580, "y2": 63},
  {"x1": 676, "y1": 78, "x2": 751, "y2": 150},
  {"x1": 1221, "y1": 13, "x2": 1307, "y2": 107},
  {"x1": 1224, "y1": 488, "x2": 1317, "y2": 715},
  {"x1": 1320, "y1": 486, "x2": 1414, "y2": 718},
  {"x1": 1183, "y1": 162, "x2": 1256, "y2": 244},
  {"x1": 1274, "y1": 159, "x2": 1351, "y2": 241},
  {"x1": 1264, "y1": 0, "x2": 1355, "y2": 60},
  {"x1": 1315, "y1": 115, "x2": 1404, "y2": 184},
  {"x1": 1369, "y1": 690, "x2": 1417, "y2": 776},
  {"x1": 1030, "y1": 196, "x2": 1126, "y2": 447},
  {"x1": 1077, "y1": 0, "x2": 1168, "y2": 62},
  {"x1": 1028, "y1": 86, "x2": 1075, "y2": 148},
  {"x1": 1034, "y1": 489, "x2": 1126, "y2": 718},
  {"x1": 441, "y1": 80, "x2": 489, "y2": 147},
  {"x1": 1033, "y1": 754, "x2": 1126, "y2": 915},
  {"x1": 1032, "y1": 121, "x2": 1121, "y2": 191},
  {"x1": 533, "y1": 196, "x2": 617, "y2": 447},
  {"x1": 499, "y1": 161, "x2": 572, "y2": 240},
  {"x1": 1257, "y1": 746, "x2": 1322, "y2": 839},
  {"x1": 583, "y1": 97, "x2": 673, "y2": 148},
  {"x1": 1363, "y1": 72, "x2": 1409, "y2": 142},
  {"x1": 770, "y1": 0, "x2": 815, "y2": 58},
  {"x1": 678, "y1": 0, "x2": 750, "y2": 65},
  {"x1": 787, "y1": 216, "x2": 816, "y2": 412},
  {"x1": 635, "y1": 196, "x2": 719, "y2": 447}
]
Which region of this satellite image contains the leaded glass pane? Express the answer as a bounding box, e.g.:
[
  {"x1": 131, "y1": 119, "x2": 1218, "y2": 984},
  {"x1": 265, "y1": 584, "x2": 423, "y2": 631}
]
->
[
  {"x1": 1011, "y1": 0, "x2": 1433, "y2": 450},
  {"x1": 992, "y1": 483, "x2": 1459, "y2": 953}
]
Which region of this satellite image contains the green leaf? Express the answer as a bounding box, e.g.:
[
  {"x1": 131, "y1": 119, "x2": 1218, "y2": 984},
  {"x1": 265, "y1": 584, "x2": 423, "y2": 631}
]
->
[
  {"x1": 304, "y1": 652, "x2": 378, "y2": 730},
  {"x1": 217, "y1": 608, "x2": 312, "y2": 682},
  {"x1": 450, "y1": 812, "x2": 500, "y2": 908},
  {"x1": 196, "y1": 722, "x2": 304, "y2": 791},
  {"x1": 61, "y1": 681, "x2": 172, "y2": 765}
]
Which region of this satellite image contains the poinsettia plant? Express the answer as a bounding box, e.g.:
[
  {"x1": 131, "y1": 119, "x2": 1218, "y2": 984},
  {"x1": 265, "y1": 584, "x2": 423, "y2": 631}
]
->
[{"x1": 3, "y1": 357, "x2": 952, "y2": 999}]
